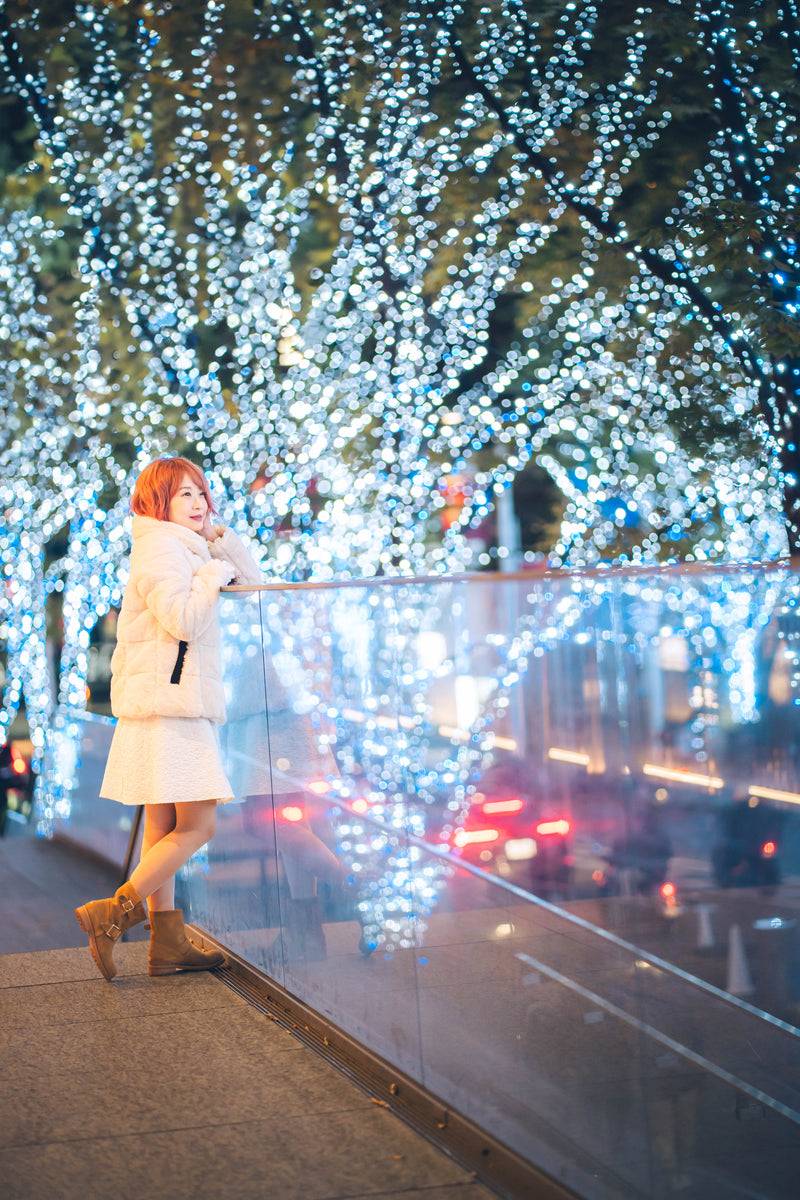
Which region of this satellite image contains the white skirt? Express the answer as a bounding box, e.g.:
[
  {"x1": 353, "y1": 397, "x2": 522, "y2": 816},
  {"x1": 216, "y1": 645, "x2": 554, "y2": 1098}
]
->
[{"x1": 100, "y1": 716, "x2": 234, "y2": 806}]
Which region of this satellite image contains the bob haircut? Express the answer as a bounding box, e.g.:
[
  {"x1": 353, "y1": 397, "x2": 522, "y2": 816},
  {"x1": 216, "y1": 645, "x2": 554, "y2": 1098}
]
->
[{"x1": 131, "y1": 457, "x2": 216, "y2": 523}]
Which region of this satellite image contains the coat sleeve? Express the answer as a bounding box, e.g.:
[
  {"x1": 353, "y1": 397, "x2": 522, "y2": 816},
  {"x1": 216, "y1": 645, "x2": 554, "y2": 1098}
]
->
[
  {"x1": 133, "y1": 532, "x2": 235, "y2": 642},
  {"x1": 209, "y1": 527, "x2": 263, "y2": 585}
]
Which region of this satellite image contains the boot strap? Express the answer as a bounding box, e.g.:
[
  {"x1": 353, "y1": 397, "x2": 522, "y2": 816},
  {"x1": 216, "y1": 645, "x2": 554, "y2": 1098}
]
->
[{"x1": 101, "y1": 921, "x2": 122, "y2": 940}]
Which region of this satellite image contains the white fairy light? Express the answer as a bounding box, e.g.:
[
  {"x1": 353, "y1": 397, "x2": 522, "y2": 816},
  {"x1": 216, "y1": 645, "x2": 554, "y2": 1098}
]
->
[{"x1": 0, "y1": 2, "x2": 796, "y2": 942}]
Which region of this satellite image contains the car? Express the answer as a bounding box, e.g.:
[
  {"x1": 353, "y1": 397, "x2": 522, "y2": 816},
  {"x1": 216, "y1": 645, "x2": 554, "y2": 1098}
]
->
[
  {"x1": 0, "y1": 739, "x2": 35, "y2": 833},
  {"x1": 711, "y1": 796, "x2": 785, "y2": 889},
  {"x1": 423, "y1": 761, "x2": 574, "y2": 898}
]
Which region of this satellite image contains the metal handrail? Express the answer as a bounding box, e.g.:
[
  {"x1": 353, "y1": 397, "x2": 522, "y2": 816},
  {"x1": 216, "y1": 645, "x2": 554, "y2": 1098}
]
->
[{"x1": 223, "y1": 555, "x2": 797, "y2": 594}]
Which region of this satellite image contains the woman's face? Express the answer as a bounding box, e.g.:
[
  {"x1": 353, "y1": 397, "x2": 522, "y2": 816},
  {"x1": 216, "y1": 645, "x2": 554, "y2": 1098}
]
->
[{"x1": 168, "y1": 474, "x2": 209, "y2": 532}]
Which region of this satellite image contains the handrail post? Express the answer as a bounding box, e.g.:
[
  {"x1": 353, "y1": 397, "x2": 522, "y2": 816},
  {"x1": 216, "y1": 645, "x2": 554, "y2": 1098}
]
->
[{"x1": 120, "y1": 803, "x2": 144, "y2": 886}]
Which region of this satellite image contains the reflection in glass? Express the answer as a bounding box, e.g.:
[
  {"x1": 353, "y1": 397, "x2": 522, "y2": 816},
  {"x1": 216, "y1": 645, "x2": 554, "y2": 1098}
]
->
[{"x1": 44, "y1": 567, "x2": 800, "y2": 1199}]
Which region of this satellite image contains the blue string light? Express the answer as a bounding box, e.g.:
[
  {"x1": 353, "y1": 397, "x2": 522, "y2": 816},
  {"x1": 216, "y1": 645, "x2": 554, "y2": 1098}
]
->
[{"x1": 0, "y1": 1, "x2": 796, "y2": 814}]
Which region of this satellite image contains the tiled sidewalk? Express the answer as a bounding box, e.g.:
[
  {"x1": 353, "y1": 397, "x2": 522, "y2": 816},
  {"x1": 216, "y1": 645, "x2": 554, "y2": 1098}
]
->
[{"x1": 0, "y1": 835, "x2": 494, "y2": 1200}]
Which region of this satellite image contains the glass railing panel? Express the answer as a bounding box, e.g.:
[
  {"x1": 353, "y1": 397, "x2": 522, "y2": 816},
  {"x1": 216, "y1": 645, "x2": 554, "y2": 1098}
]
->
[
  {"x1": 33, "y1": 563, "x2": 800, "y2": 1199},
  {"x1": 179, "y1": 592, "x2": 273, "y2": 957},
  {"x1": 189, "y1": 585, "x2": 425, "y2": 1078},
  {"x1": 377, "y1": 568, "x2": 800, "y2": 1024},
  {"x1": 38, "y1": 708, "x2": 139, "y2": 866},
  {"x1": 501, "y1": 568, "x2": 800, "y2": 1032},
  {"x1": 411, "y1": 840, "x2": 800, "y2": 1200}
]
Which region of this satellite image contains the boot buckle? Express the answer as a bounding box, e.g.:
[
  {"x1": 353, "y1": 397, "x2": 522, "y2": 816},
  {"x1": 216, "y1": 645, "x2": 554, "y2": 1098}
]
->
[
  {"x1": 120, "y1": 897, "x2": 134, "y2": 914},
  {"x1": 101, "y1": 921, "x2": 122, "y2": 940}
]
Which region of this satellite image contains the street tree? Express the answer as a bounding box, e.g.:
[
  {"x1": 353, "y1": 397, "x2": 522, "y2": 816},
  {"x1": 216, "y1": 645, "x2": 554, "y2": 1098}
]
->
[{"x1": 0, "y1": 0, "x2": 797, "y2": 754}]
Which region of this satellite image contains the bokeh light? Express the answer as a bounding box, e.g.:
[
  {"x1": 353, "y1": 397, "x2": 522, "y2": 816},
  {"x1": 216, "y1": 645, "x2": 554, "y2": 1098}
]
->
[{"x1": 0, "y1": 1, "x2": 797, "y2": 789}]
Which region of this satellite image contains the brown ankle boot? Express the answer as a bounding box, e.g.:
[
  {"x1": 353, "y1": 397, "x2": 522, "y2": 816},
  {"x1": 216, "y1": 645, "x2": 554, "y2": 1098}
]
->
[
  {"x1": 75, "y1": 882, "x2": 146, "y2": 981},
  {"x1": 148, "y1": 909, "x2": 227, "y2": 976}
]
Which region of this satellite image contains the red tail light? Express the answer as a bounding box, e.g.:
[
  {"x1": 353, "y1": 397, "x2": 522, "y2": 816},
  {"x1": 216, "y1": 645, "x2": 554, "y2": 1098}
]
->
[
  {"x1": 660, "y1": 881, "x2": 676, "y2": 899},
  {"x1": 11, "y1": 747, "x2": 26, "y2": 775},
  {"x1": 278, "y1": 805, "x2": 305, "y2": 823},
  {"x1": 454, "y1": 828, "x2": 500, "y2": 848},
  {"x1": 535, "y1": 819, "x2": 571, "y2": 837},
  {"x1": 762, "y1": 841, "x2": 777, "y2": 857},
  {"x1": 351, "y1": 798, "x2": 370, "y2": 814},
  {"x1": 482, "y1": 798, "x2": 524, "y2": 815}
]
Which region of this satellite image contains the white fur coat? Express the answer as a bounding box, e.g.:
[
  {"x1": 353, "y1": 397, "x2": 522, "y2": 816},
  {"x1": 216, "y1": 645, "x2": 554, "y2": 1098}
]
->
[{"x1": 109, "y1": 515, "x2": 261, "y2": 723}]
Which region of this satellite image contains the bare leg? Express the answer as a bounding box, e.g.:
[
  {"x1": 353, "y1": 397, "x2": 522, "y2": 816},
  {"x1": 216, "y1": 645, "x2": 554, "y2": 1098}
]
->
[
  {"x1": 138, "y1": 804, "x2": 178, "y2": 912},
  {"x1": 130, "y1": 800, "x2": 217, "y2": 905}
]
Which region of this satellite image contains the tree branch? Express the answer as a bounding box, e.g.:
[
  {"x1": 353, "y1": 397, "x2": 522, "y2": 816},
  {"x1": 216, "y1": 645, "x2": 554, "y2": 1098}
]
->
[{"x1": 437, "y1": 13, "x2": 778, "y2": 426}]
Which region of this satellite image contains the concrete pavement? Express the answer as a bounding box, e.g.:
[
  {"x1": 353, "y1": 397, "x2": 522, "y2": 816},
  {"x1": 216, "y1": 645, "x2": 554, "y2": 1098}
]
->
[{"x1": 0, "y1": 833, "x2": 495, "y2": 1200}]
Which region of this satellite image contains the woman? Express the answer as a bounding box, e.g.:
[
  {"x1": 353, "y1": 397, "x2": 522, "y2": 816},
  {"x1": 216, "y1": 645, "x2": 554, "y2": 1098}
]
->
[{"x1": 75, "y1": 456, "x2": 261, "y2": 981}]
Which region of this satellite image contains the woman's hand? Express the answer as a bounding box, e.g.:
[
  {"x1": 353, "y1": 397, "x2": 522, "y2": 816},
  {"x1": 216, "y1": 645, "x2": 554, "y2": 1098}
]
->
[{"x1": 201, "y1": 514, "x2": 224, "y2": 542}]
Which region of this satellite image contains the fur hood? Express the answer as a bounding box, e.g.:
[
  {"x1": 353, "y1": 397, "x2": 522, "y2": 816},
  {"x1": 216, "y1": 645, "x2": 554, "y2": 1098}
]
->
[{"x1": 109, "y1": 516, "x2": 261, "y2": 723}]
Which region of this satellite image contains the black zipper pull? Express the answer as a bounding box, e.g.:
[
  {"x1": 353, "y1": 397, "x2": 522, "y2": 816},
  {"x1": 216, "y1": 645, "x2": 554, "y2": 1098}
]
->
[{"x1": 170, "y1": 640, "x2": 188, "y2": 684}]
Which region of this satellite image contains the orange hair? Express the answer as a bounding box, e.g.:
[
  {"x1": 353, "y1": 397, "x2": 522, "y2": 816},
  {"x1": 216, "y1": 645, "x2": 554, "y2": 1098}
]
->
[{"x1": 131, "y1": 457, "x2": 216, "y2": 522}]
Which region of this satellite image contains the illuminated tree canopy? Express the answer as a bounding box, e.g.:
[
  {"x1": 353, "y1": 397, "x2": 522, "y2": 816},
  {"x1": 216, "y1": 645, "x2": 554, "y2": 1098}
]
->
[{"x1": 0, "y1": 0, "x2": 799, "y2": 754}]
